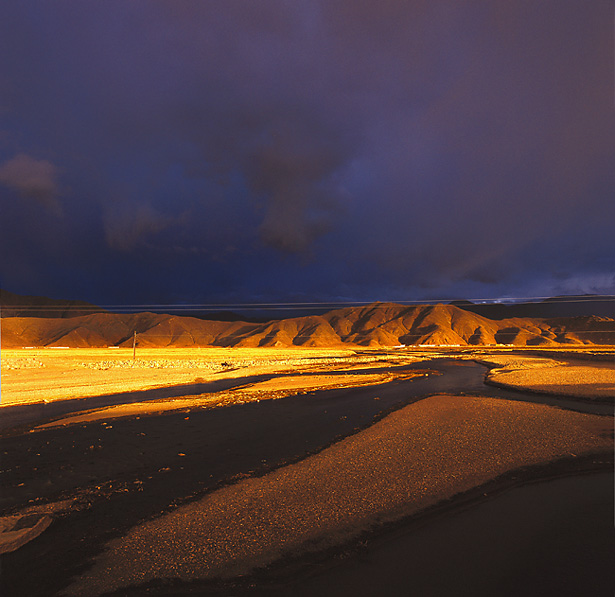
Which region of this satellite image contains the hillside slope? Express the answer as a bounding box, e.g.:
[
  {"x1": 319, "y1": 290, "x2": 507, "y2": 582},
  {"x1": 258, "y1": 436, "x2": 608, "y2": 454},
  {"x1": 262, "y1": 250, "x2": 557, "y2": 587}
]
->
[{"x1": 2, "y1": 302, "x2": 614, "y2": 348}]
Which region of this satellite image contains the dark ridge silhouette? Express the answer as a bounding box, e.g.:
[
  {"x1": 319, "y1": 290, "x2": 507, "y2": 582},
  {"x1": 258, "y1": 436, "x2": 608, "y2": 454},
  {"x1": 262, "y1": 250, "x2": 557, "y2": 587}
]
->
[
  {"x1": 0, "y1": 289, "x2": 106, "y2": 319},
  {"x1": 450, "y1": 295, "x2": 615, "y2": 319}
]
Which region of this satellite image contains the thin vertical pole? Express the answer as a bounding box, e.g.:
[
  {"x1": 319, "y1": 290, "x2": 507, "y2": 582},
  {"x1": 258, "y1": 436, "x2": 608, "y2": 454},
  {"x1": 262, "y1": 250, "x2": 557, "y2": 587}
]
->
[{"x1": 132, "y1": 330, "x2": 136, "y2": 365}]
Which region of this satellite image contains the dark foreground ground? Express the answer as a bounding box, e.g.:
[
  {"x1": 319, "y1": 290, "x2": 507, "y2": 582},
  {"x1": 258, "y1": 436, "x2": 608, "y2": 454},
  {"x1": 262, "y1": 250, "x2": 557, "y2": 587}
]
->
[{"x1": 0, "y1": 359, "x2": 613, "y2": 596}]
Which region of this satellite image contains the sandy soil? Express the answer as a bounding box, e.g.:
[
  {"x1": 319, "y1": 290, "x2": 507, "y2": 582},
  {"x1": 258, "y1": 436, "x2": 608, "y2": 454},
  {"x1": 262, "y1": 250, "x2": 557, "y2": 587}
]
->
[
  {"x1": 5, "y1": 346, "x2": 610, "y2": 409},
  {"x1": 34, "y1": 369, "x2": 427, "y2": 429},
  {"x1": 2, "y1": 350, "x2": 613, "y2": 596},
  {"x1": 65, "y1": 394, "x2": 613, "y2": 596},
  {"x1": 0, "y1": 347, "x2": 420, "y2": 407},
  {"x1": 480, "y1": 354, "x2": 615, "y2": 399}
]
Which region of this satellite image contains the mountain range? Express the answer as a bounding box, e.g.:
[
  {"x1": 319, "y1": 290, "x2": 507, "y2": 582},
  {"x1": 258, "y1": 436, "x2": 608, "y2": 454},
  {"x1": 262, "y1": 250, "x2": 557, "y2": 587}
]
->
[{"x1": 2, "y1": 295, "x2": 614, "y2": 348}]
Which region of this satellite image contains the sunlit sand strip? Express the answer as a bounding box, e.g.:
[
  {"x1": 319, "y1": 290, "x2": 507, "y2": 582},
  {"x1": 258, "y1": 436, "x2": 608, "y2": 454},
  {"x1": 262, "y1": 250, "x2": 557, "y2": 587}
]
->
[
  {"x1": 35, "y1": 371, "x2": 426, "y2": 429},
  {"x1": 471, "y1": 355, "x2": 567, "y2": 370},
  {"x1": 479, "y1": 356, "x2": 615, "y2": 399},
  {"x1": 0, "y1": 347, "x2": 421, "y2": 407},
  {"x1": 65, "y1": 395, "x2": 612, "y2": 596}
]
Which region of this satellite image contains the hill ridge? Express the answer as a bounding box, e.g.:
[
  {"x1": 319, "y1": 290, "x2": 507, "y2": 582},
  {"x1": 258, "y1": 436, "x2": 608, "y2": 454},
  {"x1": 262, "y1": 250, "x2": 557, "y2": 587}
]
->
[{"x1": 2, "y1": 301, "x2": 614, "y2": 348}]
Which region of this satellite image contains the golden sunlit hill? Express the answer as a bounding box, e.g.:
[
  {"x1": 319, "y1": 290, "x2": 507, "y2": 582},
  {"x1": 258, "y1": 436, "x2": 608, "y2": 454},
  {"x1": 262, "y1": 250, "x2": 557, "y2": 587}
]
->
[{"x1": 2, "y1": 299, "x2": 614, "y2": 348}]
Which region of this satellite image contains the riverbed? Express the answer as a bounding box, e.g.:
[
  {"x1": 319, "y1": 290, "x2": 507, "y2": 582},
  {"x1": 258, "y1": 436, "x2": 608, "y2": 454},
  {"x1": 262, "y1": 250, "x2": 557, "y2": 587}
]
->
[{"x1": 0, "y1": 357, "x2": 612, "y2": 596}]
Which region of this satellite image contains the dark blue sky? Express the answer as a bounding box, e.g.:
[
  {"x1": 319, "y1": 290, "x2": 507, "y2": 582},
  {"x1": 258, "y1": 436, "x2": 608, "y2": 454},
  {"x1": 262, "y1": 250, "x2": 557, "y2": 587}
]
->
[{"x1": 1, "y1": 1, "x2": 613, "y2": 307}]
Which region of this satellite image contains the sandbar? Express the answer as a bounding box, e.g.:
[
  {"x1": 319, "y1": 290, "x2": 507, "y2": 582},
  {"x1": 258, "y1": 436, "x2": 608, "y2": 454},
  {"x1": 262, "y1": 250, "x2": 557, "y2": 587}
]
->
[
  {"x1": 481, "y1": 355, "x2": 615, "y2": 399},
  {"x1": 34, "y1": 369, "x2": 427, "y2": 429},
  {"x1": 65, "y1": 394, "x2": 613, "y2": 596}
]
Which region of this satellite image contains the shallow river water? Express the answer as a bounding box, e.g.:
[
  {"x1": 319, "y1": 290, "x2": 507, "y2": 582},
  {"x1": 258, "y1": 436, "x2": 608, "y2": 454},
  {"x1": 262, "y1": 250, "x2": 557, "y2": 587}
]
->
[
  {"x1": 1, "y1": 358, "x2": 611, "y2": 432},
  {"x1": 0, "y1": 358, "x2": 612, "y2": 596},
  {"x1": 265, "y1": 472, "x2": 614, "y2": 597}
]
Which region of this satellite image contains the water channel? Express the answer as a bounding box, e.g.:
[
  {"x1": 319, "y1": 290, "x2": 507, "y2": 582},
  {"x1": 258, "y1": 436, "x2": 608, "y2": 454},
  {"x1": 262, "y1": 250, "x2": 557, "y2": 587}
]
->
[
  {"x1": 1, "y1": 358, "x2": 611, "y2": 432},
  {"x1": 262, "y1": 472, "x2": 614, "y2": 597},
  {"x1": 0, "y1": 357, "x2": 612, "y2": 596}
]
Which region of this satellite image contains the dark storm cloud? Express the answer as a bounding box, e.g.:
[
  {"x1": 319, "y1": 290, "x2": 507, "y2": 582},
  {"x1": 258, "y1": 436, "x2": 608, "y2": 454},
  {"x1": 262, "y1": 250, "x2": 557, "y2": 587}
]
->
[
  {"x1": 103, "y1": 201, "x2": 177, "y2": 252},
  {"x1": 0, "y1": 153, "x2": 62, "y2": 213},
  {"x1": 0, "y1": 0, "x2": 613, "y2": 304}
]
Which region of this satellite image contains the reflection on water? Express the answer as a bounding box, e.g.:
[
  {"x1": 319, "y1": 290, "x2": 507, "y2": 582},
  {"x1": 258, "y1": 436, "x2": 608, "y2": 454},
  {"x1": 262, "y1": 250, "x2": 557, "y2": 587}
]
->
[{"x1": 272, "y1": 473, "x2": 614, "y2": 597}]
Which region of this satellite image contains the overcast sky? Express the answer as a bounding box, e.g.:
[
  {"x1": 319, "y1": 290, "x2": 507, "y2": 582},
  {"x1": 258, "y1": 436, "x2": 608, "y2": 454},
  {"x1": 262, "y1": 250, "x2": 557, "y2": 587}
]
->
[{"x1": 1, "y1": 1, "x2": 613, "y2": 307}]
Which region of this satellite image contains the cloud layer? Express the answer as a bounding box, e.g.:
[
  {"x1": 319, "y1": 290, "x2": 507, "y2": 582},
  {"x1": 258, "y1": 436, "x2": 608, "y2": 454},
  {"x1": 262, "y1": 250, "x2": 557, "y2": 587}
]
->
[
  {"x1": 0, "y1": 1, "x2": 613, "y2": 304},
  {"x1": 0, "y1": 153, "x2": 61, "y2": 212}
]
